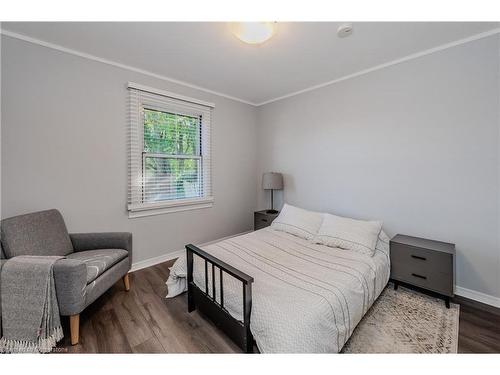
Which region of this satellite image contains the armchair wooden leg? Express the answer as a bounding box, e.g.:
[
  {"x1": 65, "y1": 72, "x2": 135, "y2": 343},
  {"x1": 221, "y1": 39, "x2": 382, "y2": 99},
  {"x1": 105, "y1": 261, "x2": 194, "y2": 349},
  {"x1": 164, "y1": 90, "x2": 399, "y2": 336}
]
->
[
  {"x1": 70, "y1": 314, "x2": 80, "y2": 345},
  {"x1": 123, "y1": 274, "x2": 130, "y2": 291}
]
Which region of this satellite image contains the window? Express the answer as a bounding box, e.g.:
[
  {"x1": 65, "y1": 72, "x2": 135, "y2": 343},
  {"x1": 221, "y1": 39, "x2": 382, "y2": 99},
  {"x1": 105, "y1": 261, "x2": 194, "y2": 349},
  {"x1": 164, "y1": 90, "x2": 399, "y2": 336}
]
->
[{"x1": 128, "y1": 83, "x2": 213, "y2": 218}]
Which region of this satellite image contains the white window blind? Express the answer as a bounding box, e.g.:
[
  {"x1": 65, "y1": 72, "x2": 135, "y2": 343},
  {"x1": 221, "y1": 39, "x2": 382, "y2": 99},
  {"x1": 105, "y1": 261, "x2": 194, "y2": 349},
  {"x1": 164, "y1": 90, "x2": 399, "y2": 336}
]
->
[{"x1": 128, "y1": 83, "x2": 214, "y2": 217}]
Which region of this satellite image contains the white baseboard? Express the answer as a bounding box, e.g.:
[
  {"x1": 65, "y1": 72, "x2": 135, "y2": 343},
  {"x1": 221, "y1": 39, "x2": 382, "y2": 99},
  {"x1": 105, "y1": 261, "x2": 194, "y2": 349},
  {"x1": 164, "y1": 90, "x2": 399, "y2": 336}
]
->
[
  {"x1": 455, "y1": 286, "x2": 500, "y2": 308},
  {"x1": 130, "y1": 230, "x2": 252, "y2": 273},
  {"x1": 130, "y1": 249, "x2": 184, "y2": 272}
]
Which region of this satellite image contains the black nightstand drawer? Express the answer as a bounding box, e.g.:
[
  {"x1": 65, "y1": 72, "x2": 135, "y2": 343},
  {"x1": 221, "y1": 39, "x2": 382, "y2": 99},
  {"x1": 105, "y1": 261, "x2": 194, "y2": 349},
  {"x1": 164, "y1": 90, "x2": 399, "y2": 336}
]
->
[
  {"x1": 391, "y1": 243, "x2": 453, "y2": 275},
  {"x1": 255, "y1": 215, "x2": 271, "y2": 230},
  {"x1": 254, "y1": 210, "x2": 279, "y2": 230},
  {"x1": 390, "y1": 264, "x2": 454, "y2": 296}
]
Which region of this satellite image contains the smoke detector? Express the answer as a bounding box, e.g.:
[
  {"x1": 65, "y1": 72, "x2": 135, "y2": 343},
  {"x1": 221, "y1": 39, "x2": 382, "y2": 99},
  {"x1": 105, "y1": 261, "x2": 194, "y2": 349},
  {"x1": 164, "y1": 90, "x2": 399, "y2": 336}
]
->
[{"x1": 337, "y1": 24, "x2": 353, "y2": 38}]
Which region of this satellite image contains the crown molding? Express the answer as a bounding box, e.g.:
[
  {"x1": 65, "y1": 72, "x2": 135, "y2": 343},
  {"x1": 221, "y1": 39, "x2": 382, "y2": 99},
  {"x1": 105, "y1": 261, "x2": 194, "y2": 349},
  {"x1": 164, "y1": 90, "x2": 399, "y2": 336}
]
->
[
  {"x1": 2, "y1": 27, "x2": 499, "y2": 108},
  {"x1": 255, "y1": 27, "x2": 500, "y2": 106},
  {"x1": 0, "y1": 29, "x2": 258, "y2": 106}
]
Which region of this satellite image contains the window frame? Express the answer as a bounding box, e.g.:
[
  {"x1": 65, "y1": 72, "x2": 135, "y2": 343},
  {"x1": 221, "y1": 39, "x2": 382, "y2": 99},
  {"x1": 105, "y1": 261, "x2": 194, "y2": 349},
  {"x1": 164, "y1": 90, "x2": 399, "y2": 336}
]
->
[{"x1": 128, "y1": 82, "x2": 214, "y2": 218}]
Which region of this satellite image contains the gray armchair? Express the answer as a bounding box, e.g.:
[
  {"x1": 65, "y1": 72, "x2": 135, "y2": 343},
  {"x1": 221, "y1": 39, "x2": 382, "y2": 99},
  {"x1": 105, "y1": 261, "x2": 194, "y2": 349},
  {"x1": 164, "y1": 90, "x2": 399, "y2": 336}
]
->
[{"x1": 0, "y1": 209, "x2": 132, "y2": 345}]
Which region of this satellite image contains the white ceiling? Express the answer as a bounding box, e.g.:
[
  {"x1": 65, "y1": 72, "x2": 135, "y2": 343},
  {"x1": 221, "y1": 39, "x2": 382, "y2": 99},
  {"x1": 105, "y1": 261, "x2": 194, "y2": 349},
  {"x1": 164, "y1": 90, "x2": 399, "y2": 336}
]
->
[{"x1": 2, "y1": 22, "x2": 499, "y2": 105}]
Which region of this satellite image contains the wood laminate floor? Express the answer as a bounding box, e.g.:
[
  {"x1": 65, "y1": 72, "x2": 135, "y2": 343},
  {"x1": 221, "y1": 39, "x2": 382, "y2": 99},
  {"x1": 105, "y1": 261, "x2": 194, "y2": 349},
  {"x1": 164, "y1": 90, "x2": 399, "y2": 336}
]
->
[{"x1": 58, "y1": 259, "x2": 500, "y2": 353}]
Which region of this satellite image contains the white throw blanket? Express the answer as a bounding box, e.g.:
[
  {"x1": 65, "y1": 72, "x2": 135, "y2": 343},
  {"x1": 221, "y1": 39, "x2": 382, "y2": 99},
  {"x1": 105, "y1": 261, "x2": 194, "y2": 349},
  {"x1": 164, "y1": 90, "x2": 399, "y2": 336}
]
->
[{"x1": 166, "y1": 228, "x2": 390, "y2": 353}]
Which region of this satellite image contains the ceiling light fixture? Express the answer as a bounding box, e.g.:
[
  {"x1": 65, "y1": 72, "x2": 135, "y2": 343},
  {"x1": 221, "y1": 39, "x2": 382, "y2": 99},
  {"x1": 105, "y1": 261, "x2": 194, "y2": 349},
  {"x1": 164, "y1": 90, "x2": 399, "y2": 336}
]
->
[{"x1": 230, "y1": 22, "x2": 276, "y2": 45}]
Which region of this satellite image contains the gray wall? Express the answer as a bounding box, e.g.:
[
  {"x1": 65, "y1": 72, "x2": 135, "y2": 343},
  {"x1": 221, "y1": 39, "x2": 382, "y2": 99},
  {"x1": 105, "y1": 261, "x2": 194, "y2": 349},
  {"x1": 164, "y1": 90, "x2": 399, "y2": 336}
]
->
[
  {"x1": 256, "y1": 35, "x2": 500, "y2": 298},
  {"x1": 1, "y1": 35, "x2": 258, "y2": 264}
]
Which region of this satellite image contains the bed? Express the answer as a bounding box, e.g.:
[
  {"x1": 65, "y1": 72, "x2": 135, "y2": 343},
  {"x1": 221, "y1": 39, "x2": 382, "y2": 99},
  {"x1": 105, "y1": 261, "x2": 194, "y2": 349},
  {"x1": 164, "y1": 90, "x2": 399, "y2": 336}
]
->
[{"x1": 166, "y1": 226, "x2": 390, "y2": 353}]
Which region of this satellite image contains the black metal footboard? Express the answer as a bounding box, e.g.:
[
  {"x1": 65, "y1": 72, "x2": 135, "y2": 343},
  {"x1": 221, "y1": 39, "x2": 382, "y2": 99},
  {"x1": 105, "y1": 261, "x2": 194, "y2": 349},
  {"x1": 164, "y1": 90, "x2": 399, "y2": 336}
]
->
[{"x1": 185, "y1": 244, "x2": 254, "y2": 353}]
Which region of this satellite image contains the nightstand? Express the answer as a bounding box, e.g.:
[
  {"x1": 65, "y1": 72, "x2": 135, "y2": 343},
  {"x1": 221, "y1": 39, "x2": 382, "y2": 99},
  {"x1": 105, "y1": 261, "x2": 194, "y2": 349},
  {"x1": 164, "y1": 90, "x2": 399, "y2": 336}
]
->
[
  {"x1": 390, "y1": 234, "x2": 455, "y2": 308},
  {"x1": 254, "y1": 210, "x2": 279, "y2": 230}
]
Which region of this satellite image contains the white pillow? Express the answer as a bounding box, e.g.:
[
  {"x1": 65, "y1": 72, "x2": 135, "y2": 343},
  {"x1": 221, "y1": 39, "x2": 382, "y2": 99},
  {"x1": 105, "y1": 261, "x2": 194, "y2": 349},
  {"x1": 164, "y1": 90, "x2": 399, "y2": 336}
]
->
[
  {"x1": 375, "y1": 230, "x2": 390, "y2": 256},
  {"x1": 271, "y1": 203, "x2": 323, "y2": 240},
  {"x1": 314, "y1": 213, "x2": 382, "y2": 256}
]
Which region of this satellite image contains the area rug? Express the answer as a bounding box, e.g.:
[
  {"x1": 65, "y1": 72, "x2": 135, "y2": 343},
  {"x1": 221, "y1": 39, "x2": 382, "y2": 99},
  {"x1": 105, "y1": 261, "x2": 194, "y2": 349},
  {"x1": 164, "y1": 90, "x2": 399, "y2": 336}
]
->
[{"x1": 342, "y1": 283, "x2": 459, "y2": 353}]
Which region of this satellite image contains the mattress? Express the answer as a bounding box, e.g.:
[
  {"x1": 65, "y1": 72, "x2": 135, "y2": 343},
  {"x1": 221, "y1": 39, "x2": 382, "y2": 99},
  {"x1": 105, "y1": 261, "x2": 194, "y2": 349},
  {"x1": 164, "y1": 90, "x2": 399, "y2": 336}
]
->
[{"x1": 166, "y1": 227, "x2": 390, "y2": 353}]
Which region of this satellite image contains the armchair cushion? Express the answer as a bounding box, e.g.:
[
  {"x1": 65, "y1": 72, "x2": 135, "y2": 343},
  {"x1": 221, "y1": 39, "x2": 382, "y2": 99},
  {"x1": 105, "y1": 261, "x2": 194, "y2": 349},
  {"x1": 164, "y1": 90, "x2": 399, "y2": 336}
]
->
[
  {"x1": 66, "y1": 249, "x2": 128, "y2": 284},
  {"x1": 0, "y1": 209, "x2": 73, "y2": 258},
  {"x1": 69, "y1": 232, "x2": 132, "y2": 267}
]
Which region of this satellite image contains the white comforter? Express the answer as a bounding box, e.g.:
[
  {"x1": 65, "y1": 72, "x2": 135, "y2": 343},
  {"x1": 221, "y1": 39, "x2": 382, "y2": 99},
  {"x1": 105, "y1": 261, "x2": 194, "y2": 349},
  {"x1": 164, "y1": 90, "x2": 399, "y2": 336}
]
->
[{"x1": 166, "y1": 228, "x2": 390, "y2": 353}]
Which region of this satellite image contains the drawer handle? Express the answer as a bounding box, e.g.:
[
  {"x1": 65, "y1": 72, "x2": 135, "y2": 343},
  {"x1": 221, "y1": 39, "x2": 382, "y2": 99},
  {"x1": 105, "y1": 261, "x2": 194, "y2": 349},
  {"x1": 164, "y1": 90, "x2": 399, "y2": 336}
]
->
[
  {"x1": 411, "y1": 255, "x2": 427, "y2": 261},
  {"x1": 262, "y1": 219, "x2": 268, "y2": 222},
  {"x1": 411, "y1": 273, "x2": 427, "y2": 280}
]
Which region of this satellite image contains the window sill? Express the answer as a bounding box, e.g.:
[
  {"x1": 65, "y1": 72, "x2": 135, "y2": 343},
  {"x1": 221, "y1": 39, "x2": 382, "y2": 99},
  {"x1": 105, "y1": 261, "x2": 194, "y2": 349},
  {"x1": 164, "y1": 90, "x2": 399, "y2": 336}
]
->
[{"x1": 128, "y1": 197, "x2": 214, "y2": 218}]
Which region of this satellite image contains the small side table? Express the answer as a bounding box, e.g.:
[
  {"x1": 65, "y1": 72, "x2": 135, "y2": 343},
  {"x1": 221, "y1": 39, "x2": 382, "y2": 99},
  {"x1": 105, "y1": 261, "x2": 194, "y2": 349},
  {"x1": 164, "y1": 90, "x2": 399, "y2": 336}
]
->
[{"x1": 390, "y1": 234, "x2": 455, "y2": 308}]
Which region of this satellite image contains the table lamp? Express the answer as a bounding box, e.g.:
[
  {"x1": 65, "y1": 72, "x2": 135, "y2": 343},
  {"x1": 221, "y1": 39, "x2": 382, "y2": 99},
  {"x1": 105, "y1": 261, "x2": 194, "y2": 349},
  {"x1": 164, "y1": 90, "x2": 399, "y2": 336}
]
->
[{"x1": 262, "y1": 172, "x2": 283, "y2": 214}]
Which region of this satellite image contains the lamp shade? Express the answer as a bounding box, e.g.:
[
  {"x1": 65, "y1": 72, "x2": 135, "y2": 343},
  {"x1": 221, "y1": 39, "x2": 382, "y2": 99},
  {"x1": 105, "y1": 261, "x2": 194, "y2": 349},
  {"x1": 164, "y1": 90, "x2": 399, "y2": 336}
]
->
[{"x1": 262, "y1": 172, "x2": 283, "y2": 190}]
